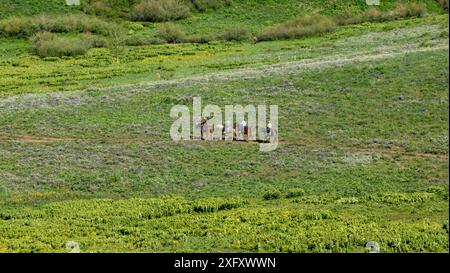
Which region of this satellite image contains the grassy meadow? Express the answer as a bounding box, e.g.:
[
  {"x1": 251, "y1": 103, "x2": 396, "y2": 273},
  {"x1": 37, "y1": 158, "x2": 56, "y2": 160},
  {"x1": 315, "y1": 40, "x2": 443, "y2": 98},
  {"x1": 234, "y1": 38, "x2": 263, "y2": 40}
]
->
[{"x1": 0, "y1": 0, "x2": 448, "y2": 253}]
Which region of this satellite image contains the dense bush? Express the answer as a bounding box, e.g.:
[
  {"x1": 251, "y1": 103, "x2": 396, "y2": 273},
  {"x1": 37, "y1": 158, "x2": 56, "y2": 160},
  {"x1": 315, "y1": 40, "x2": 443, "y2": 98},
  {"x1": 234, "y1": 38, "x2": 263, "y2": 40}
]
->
[
  {"x1": 155, "y1": 23, "x2": 186, "y2": 43},
  {"x1": 256, "y1": 3, "x2": 428, "y2": 42},
  {"x1": 0, "y1": 16, "x2": 34, "y2": 37},
  {"x1": 263, "y1": 189, "x2": 282, "y2": 200},
  {"x1": 256, "y1": 15, "x2": 336, "y2": 42},
  {"x1": 220, "y1": 28, "x2": 249, "y2": 41},
  {"x1": 31, "y1": 32, "x2": 86, "y2": 58},
  {"x1": 0, "y1": 14, "x2": 114, "y2": 38},
  {"x1": 131, "y1": 0, "x2": 190, "y2": 22},
  {"x1": 336, "y1": 3, "x2": 427, "y2": 26},
  {"x1": 391, "y1": 3, "x2": 427, "y2": 18},
  {"x1": 31, "y1": 31, "x2": 106, "y2": 58},
  {"x1": 335, "y1": 7, "x2": 391, "y2": 25}
]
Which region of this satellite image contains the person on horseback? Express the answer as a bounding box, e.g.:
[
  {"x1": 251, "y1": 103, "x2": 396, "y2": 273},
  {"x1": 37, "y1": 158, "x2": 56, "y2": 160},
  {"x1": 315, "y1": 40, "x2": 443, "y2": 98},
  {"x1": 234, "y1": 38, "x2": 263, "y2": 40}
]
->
[
  {"x1": 266, "y1": 121, "x2": 272, "y2": 134},
  {"x1": 237, "y1": 120, "x2": 246, "y2": 140},
  {"x1": 200, "y1": 116, "x2": 209, "y2": 140}
]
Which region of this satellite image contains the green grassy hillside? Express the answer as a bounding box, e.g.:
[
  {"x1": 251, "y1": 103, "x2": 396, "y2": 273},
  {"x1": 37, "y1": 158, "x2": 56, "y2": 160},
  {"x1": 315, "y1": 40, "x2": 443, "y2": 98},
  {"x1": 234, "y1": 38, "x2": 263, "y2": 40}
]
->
[{"x1": 0, "y1": 1, "x2": 448, "y2": 253}]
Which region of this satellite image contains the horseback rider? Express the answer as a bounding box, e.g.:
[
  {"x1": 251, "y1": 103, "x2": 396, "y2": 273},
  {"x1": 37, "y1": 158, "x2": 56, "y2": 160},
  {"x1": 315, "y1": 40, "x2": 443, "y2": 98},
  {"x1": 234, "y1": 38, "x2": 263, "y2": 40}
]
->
[
  {"x1": 200, "y1": 116, "x2": 209, "y2": 140},
  {"x1": 266, "y1": 120, "x2": 272, "y2": 134}
]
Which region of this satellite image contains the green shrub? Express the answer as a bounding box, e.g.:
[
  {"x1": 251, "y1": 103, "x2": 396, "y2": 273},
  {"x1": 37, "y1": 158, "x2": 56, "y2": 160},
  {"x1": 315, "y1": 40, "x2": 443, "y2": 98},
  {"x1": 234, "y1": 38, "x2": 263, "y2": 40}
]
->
[
  {"x1": 31, "y1": 32, "x2": 93, "y2": 58},
  {"x1": 0, "y1": 14, "x2": 114, "y2": 38},
  {"x1": 155, "y1": 23, "x2": 186, "y2": 43},
  {"x1": 131, "y1": 0, "x2": 190, "y2": 22},
  {"x1": 362, "y1": 7, "x2": 387, "y2": 22},
  {"x1": 263, "y1": 189, "x2": 282, "y2": 200},
  {"x1": 336, "y1": 4, "x2": 427, "y2": 27},
  {"x1": 31, "y1": 32, "x2": 107, "y2": 58},
  {"x1": 127, "y1": 22, "x2": 146, "y2": 33},
  {"x1": 125, "y1": 34, "x2": 165, "y2": 46},
  {"x1": 256, "y1": 15, "x2": 336, "y2": 42},
  {"x1": 220, "y1": 28, "x2": 249, "y2": 41},
  {"x1": 285, "y1": 188, "x2": 306, "y2": 198},
  {"x1": 336, "y1": 7, "x2": 392, "y2": 25},
  {"x1": 0, "y1": 16, "x2": 34, "y2": 38},
  {"x1": 45, "y1": 15, "x2": 113, "y2": 35}
]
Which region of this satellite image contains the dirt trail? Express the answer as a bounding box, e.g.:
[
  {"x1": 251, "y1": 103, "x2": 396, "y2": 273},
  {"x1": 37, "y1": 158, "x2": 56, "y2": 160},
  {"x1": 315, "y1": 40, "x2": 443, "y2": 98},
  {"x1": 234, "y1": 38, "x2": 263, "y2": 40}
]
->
[
  {"x1": 0, "y1": 132, "x2": 447, "y2": 161},
  {"x1": 341, "y1": 146, "x2": 448, "y2": 160},
  {"x1": 0, "y1": 133, "x2": 79, "y2": 143}
]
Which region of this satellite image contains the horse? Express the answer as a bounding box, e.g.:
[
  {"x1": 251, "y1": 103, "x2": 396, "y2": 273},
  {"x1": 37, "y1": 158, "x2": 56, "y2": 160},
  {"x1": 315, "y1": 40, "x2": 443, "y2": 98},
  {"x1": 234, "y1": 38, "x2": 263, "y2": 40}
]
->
[{"x1": 262, "y1": 127, "x2": 277, "y2": 143}]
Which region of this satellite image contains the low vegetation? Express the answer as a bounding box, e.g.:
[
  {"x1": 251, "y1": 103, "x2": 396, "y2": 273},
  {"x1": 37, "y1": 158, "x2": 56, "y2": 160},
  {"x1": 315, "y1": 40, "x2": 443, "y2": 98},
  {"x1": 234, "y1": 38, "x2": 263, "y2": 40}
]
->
[
  {"x1": 82, "y1": 0, "x2": 136, "y2": 18},
  {"x1": 125, "y1": 34, "x2": 165, "y2": 46},
  {"x1": 0, "y1": 0, "x2": 448, "y2": 253},
  {"x1": 130, "y1": 0, "x2": 190, "y2": 22},
  {"x1": 256, "y1": 14, "x2": 337, "y2": 42},
  {"x1": 337, "y1": 2, "x2": 427, "y2": 25},
  {"x1": 220, "y1": 28, "x2": 250, "y2": 41},
  {"x1": 0, "y1": 193, "x2": 447, "y2": 252},
  {"x1": 188, "y1": 0, "x2": 232, "y2": 12},
  {"x1": 155, "y1": 22, "x2": 187, "y2": 43}
]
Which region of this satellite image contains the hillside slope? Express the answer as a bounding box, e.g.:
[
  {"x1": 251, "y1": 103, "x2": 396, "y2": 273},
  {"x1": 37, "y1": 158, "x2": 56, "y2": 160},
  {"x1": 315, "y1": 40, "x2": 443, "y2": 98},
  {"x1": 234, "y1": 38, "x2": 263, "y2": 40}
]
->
[{"x1": 0, "y1": 1, "x2": 448, "y2": 253}]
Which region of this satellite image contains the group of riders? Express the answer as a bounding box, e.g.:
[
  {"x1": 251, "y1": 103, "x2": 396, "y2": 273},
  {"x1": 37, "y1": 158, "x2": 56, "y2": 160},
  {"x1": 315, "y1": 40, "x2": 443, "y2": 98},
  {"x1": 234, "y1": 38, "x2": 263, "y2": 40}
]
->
[{"x1": 196, "y1": 117, "x2": 276, "y2": 142}]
